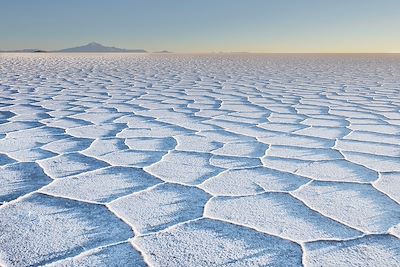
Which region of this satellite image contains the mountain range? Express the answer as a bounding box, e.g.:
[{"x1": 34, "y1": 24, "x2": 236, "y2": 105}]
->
[
  {"x1": 0, "y1": 42, "x2": 171, "y2": 53},
  {"x1": 58, "y1": 42, "x2": 146, "y2": 53}
]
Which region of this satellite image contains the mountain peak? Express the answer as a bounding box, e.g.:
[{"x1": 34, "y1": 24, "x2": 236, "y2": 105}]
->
[
  {"x1": 87, "y1": 42, "x2": 103, "y2": 47},
  {"x1": 58, "y1": 42, "x2": 146, "y2": 53}
]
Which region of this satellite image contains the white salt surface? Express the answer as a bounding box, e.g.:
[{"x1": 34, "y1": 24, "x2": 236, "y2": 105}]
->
[{"x1": 0, "y1": 53, "x2": 399, "y2": 266}]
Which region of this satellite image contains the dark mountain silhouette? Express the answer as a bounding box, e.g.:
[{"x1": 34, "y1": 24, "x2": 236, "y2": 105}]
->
[
  {"x1": 57, "y1": 42, "x2": 147, "y2": 53},
  {"x1": 0, "y1": 43, "x2": 156, "y2": 53},
  {"x1": 0, "y1": 48, "x2": 47, "y2": 53},
  {"x1": 154, "y1": 50, "x2": 172, "y2": 53}
]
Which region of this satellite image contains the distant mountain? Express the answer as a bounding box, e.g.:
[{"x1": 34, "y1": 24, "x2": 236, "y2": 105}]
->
[
  {"x1": 154, "y1": 50, "x2": 172, "y2": 53},
  {"x1": 0, "y1": 49, "x2": 47, "y2": 53},
  {"x1": 57, "y1": 42, "x2": 146, "y2": 53},
  {"x1": 0, "y1": 42, "x2": 152, "y2": 53}
]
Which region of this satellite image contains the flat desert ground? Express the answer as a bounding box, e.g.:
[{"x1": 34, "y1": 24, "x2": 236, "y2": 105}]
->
[{"x1": 0, "y1": 53, "x2": 399, "y2": 266}]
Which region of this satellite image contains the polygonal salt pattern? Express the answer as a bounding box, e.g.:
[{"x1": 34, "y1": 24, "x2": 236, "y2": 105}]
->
[
  {"x1": 47, "y1": 243, "x2": 146, "y2": 267},
  {"x1": 124, "y1": 137, "x2": 177, "y2": 151},
  {"x1": 262, "y1": 158, "x2": 378, "y2": 183},
  {"x1": 145, "y1": 151, "x2": 224, "y2": 185},
  {"x1": 7, "y1": 147, "x2": 58, "y2": 162},
  {"x1": 42, "y1": 137, "x2": 94, "y2": 154},
  {"x1": 342, "y1": 151, "x2": 400, "y2": 172},
  {"x1": 66, "y1": 123, "x2": 127, "y2": 139},
  {"x1": 109, "y1": 183, "x2": 210, "y2": 234},
  {"x1": 1, "y1": 54, "x2": 400, "y2": 265},
  {"x1": 210, "y1": 155, "x2": 262, "y2": 169},
  {"x1": 211, "y1": 141, "x2": 268, "y2": 158},
  {"x1": 205, "y1": 193, "x2": 361, "y2": 242},
  {"x1": 266, "y1": 145, "x2": 343, "y2": 161},
  {"x1": 293, "y1": 181, "x2": 400, "y2": 233},
  {"x1": 294, "y1": 126, "x2": 350, "y2": 139},
  {"x1": 0, "y1": 193, "x2": 133, "y2": 266},
  {"x1": 335, "y1": 139, "x2": 400, "y2": 157},
  {"x1": 259, "y1": 133, "x2": 334, "y2": 148},
  {"x1": 0, "y1": 121, "x2": 43, "y2": 134},
  {"x1": 344, "y1": 130, "x2": 400, "y2": 145},
  {"x1": 83, "y1": 139, "x2": 166, "y2": 167},
  {"x1": 373, "y1": 172, "x2": 400, "y2": 203},
  {"x1": 38, "y1": 153, "x2": 109, "y2": 179},
  {"x1": 304, "y1": 234, "x2": 400, "y2": 267},
  {"x1": 0, "y1": 162, "x2": 52, "y2": 203},
  {"x1": 133, "y1": 218, "x2": 303, "y2": 266},
  {"x1": 174, "y1": 134, "x2": 222, "y2": 153},
  {"x1": 41, "y1": 166, "x2": 162, "y2": 203},
  {"x1": 6, "y1": 125, "x2": 65, "y2": 139},
  {"x1": 199, "y1": 167, "x2": 310, "y2": 195}
]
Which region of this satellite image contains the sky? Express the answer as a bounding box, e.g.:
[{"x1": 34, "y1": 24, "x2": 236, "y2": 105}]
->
[{"x1": 1, "y1": 0, "x2": 400, "y2": 53}]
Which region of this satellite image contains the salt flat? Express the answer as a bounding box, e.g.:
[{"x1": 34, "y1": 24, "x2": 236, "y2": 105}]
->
[{"x1": 0, "y1": 53, "x2": 399, "y2": 266}]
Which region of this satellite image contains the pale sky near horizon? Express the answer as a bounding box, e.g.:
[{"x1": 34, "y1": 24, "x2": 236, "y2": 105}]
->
[{"x1": 1, "y1": 0, "x2": 400, "y2": 53}]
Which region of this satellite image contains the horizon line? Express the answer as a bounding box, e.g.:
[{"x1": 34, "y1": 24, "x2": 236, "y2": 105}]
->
[
  {"x1": 1, "y1": 42, "x2": 399, "y2": 54},
  {"x1": 1, "y1": 51, "x2": 400, "y2": 54}
]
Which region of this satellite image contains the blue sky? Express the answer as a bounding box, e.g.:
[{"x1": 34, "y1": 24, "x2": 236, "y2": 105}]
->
[{"x1": 1, "y1": 0, "x2": 399, "y2": 52}]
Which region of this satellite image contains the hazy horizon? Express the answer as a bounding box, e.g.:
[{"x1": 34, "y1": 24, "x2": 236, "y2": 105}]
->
[{"x1": 1, "y1": 0, "x2": 400, "y2": 53}]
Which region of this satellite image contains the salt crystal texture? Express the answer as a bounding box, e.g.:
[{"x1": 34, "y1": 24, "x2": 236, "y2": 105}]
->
[{"x1": 0, "y1": 54, "x2": 399, "y2": 266}]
